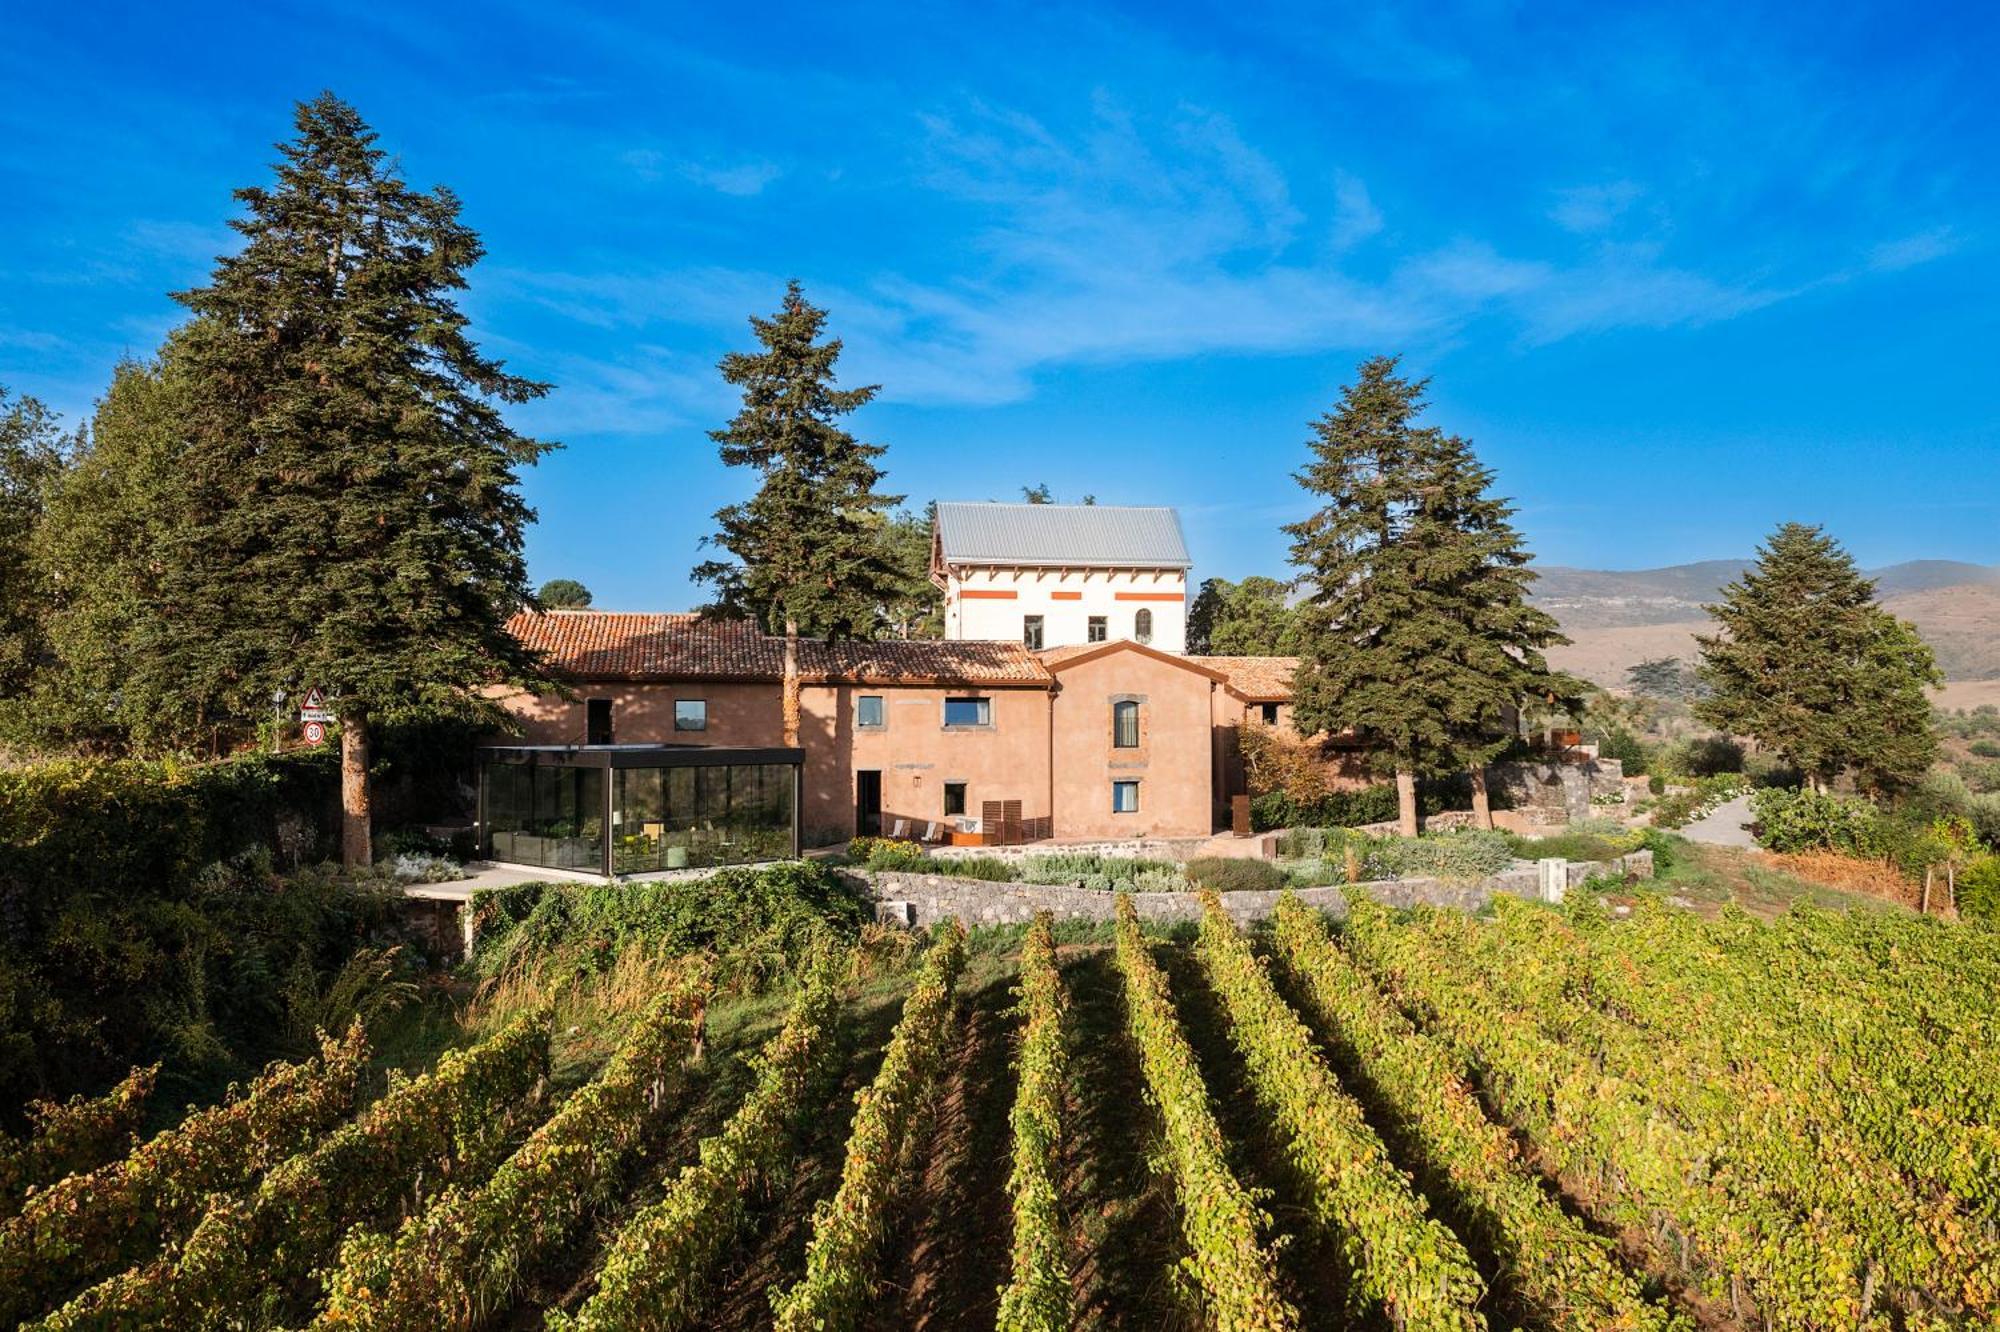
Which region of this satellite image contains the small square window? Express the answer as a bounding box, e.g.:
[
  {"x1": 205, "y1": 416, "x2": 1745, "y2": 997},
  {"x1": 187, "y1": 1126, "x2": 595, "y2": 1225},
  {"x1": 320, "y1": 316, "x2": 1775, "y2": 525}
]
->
[
  {"x1": 674, "y1": 699, "x2": 707, "y2": 732},
  {"x1": 857, "y1": 695, "x2": 885, "y2": 729},
  {"x1": 943, "y1": 697, "x2": 992, "y2": 728},
  {"x1": 944, "y1": 781, "x2": 967, "y2": 817},
  {"x1": 1022, "y1": 614, "x2": 1044, "y2": 651},
  {"x1": 586, "y1": 698, "x2": 614, "y2": 746},
  {"x1": 1259, "y1": 702, "x2": 1280, "y2": 725},
  {"x1": 1087, "y1": 616, "x2": 1107, "y2": 643},
  {"x1": 1112, "y1": 780, "x2": 1140, "y2": 814}
]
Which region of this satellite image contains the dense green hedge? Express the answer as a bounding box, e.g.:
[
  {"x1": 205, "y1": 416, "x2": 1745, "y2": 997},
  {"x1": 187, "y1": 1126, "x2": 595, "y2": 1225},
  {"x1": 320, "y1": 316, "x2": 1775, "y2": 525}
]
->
[
  {"x1": 469, "y1": 861, "x2": 871, "y2": 982},
  {"x1": 0, "y1": 751, "x2": 407, "y2": 1121}
]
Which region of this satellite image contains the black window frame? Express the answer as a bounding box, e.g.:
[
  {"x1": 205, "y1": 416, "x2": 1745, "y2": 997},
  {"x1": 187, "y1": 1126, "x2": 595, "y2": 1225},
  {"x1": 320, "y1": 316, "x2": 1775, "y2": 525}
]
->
[
  {"x1": 1259, "y1": 702, "x2": 1280, "y2": 725},
  {"x1": 1134, "y1": 608, "x2": 1153, "y2": 644},
  {"x1": 943, "y1": 780, "x2": 967, "y2": 817},
  {"x1": 585, "y1": 697, "x2": 614, "y2": 746},
  {"x1": 1112, "y1": 779, "x2": 1140, "y2": 813},
  {"x1": 673, "y1": 698, "x2": 708, "y2": 732},
  {"x1": 1022, "y1": 614, "x2": 1044, "y2": 651},
  {"x1": 1087, "y1": 615, "x2": 1108, "y2": 643}
]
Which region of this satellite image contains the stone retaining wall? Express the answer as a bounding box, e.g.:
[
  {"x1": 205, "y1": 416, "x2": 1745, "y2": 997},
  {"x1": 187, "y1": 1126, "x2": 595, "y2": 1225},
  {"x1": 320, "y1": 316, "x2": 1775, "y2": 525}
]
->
[{"x1": 850, "y1": 849, "x2": 1652, "y2": 929}]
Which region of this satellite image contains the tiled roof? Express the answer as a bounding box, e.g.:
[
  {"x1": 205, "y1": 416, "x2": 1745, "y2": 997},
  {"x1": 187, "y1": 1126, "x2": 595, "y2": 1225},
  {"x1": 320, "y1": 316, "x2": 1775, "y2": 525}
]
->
[
  {"x1": 1191, "y1": 655, "x2": 1298, "y2": 701},
  {"x1": 934, "y1": 502, "x2": 1191, "y2": 568},
  {"x1": 508, "y1": 611, "x2": 1051, "y2": 687}
]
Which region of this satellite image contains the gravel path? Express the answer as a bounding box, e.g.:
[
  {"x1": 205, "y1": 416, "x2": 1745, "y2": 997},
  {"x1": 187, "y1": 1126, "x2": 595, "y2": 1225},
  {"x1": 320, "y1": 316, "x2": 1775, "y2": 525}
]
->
[{"x1": 1676, "y1": 793, "x2": 1759, "y2": 849}]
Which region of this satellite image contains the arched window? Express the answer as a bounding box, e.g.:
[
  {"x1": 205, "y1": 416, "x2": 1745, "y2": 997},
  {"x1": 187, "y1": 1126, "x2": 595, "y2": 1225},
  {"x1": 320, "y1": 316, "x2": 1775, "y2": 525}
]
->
[
  {"x1": 1134, "y1": 608, "x2": 1153, "y2": 644},
  {"x1": 1112, "y1": 699, "x2": 1140, "y2": 748}
]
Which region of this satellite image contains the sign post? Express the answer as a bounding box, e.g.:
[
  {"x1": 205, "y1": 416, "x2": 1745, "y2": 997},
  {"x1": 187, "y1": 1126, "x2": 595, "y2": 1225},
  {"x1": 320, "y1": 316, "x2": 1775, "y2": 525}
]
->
[{"x1": 299, "y1": 687, "x2": 334, "y2": 745}]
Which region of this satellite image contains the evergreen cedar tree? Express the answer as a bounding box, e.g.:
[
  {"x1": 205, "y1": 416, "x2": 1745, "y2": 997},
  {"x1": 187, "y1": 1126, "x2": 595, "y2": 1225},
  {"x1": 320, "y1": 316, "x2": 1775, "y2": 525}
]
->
[
  {"x1": 1285, "y1": 356, "x2": 1582, "y2": 836},
  {"x1": 153, "y1": 93, "x2": 555, "y2": 865},
  {"x1": 695, "y1": 281, "x2": 904, "y2": 747},
  {"x1": 536, "y1": 578, "x2": 594, "y2": 610},
  {"x1": 1186, "y1": 575, "x2": 1301, "y2": 656},
  {"x1": 1696, "y1": 522, "x2": 1938, "y2": 794},
  {"x1": 0, "y1": 389, "x2": 70, "y2": 702}
]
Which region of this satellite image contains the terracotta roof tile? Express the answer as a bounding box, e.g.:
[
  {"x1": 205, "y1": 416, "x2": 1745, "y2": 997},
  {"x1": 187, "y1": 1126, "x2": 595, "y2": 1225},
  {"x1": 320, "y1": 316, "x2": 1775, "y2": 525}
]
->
[
  {"x1": 508, "y1": 611, "x2": 1051, "y2": 687},
  {"x1": 1190, "y1": 655, "x2": 1298, "y2": 701}
]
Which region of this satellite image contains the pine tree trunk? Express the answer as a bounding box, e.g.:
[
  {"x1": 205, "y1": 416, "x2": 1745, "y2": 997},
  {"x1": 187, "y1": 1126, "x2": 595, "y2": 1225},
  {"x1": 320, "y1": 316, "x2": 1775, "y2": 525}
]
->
[
  {"x1": 1395, "y1": 767, "x2": 1419, "y2": 838},
  {"x1": 341, "y1": 707, "x2": 372, "y2": 869},
  {"x1": 781, "y1": 618, "x2": 801, "y2": 750},
  {"x1": 1469, "y1": 764, "x2": 1493, "y2": 830}
]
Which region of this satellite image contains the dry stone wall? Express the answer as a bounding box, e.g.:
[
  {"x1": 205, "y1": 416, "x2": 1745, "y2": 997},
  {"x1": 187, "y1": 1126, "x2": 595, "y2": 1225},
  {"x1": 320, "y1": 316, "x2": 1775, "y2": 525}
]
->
[{"x1": 851, "y1": 849, "x2": 1652, "y2": 930}]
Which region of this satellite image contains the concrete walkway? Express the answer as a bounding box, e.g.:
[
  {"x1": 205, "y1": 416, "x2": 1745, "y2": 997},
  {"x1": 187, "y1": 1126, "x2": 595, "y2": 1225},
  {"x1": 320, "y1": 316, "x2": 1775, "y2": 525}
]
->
[{"x1": 1677, "y1": 793, "x2": 1759, "y2": 849}]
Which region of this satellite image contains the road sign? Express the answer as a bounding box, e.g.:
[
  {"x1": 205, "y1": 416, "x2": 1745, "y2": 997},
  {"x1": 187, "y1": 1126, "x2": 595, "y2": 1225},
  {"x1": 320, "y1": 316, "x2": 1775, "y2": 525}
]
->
[
  {"x1": 302, "y1": 720, "x2": 327, "y2": 745},
  {"x1": 298, "y1": 685, "x2": 333, "y2": 723},
  {"x1": 299, "y1": 708, "x2": 335, "y2": 723}
]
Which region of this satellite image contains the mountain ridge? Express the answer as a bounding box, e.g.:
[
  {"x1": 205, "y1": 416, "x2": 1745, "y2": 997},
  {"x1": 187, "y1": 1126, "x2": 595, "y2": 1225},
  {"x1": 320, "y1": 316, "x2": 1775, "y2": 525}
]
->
[{"x1": 1530, "y1": 558, "x2": 2000, "y2": 686}]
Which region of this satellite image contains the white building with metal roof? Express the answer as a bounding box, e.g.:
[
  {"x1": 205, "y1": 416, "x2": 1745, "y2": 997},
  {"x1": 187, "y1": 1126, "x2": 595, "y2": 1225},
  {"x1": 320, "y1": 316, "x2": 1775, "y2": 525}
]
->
[{"x1": 929, "y1": 502, "x2": 1192, "y2": 654}]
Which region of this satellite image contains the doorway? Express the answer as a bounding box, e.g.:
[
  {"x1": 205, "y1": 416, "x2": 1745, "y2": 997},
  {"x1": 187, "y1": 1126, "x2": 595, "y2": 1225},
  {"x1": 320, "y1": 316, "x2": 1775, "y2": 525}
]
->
[{"x1": 856, "y1": 769, "x2": 882, "y2": 836}]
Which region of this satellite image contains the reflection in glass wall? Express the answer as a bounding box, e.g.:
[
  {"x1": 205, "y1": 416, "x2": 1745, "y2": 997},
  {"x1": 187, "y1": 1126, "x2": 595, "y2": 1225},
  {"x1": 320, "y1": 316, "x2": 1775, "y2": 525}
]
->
[
  {"x1": 610, "y1": 760, "x2": 796, "y2": 874},
  {"x1": 483, "y1": 763, "x2": 605, "y2": 872}
]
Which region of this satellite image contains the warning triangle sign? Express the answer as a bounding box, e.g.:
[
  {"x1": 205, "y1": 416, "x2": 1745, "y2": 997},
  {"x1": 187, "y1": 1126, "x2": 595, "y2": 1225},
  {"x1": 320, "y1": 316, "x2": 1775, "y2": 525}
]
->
[{"x1": 301, "y1": 686, "x2": 325, "y2": 710}]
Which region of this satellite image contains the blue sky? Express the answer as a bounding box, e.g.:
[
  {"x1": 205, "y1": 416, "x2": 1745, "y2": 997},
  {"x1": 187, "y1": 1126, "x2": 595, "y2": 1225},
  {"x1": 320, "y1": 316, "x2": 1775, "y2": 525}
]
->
[{"x1": 4, "y1": 1, "x2": 1996, "y2": 609}]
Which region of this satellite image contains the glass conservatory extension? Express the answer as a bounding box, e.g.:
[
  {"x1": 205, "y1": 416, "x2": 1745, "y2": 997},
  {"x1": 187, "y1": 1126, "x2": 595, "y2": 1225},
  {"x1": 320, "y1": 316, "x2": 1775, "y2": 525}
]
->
[{"x1": 478, "y1": 744, "x2": 803, "y2": 877}]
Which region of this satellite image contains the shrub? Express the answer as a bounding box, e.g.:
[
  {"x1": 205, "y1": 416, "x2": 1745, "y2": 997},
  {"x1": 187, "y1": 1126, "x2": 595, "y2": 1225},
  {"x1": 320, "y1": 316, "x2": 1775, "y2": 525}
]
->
[
  {"x1": 470, "y1": 862, "x2": 869, "y2": 985},
  {"x1": 935, "y1": 855, "x2": 1018, "y2": 882},
  {"x1": 0, "y1": 751, "x2": 385, "y2": 1114},
  {"x1": 1504, "y1": 829, "x2": 1643, "y2": 863},
  {"x1": 1960, "y1": 855, "x2": 2000, "y2": 928},
  {"x1": 1972, "y1": 740, "x2": 2000, "y2": 759},
  {"x1": 1750, "y1": 787, "x2": 1886, "y2": 857},
  {"x1": 0, "y1": 1065, "x2": 156, "y2": 1218},
  {"x1": 846, "y1": 837, "x2": 926, "y2": 871},
  {"x1": 1250, "y1": 783, "x2": 1399, "y2": 832},
  {"x1": 1019, "y1": 852, "x2": 1105, "y2": 884},
  {"x1": 1654, "y1": 735, "x2": 1744, "y2": 779},
  {"x1": 1185, "y1": 857, "x2": 1287, "y2": 894},
  {"x1": 1364, "y1": 829, "x2": 1514, "y2": 882},
  {"x1": 1596, "y1": 726, "x2": 1651, "y2": 776},
  {"x1": 1651, "y1": 773, "x2": 1747, "y2": 829}
]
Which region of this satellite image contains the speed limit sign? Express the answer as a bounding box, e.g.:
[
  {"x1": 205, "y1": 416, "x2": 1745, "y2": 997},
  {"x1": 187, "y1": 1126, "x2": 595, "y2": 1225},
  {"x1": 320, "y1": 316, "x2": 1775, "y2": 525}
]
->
[{"x1": 303, "y1": 720, "x2": 327, "y2": 745}]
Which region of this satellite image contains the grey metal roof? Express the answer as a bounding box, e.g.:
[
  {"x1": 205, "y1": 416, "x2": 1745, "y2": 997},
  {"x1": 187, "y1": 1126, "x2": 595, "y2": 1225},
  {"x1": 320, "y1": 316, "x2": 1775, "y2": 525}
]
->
[{"x1": 933, "y1": 502, "x2": 1191, "y2": 569}]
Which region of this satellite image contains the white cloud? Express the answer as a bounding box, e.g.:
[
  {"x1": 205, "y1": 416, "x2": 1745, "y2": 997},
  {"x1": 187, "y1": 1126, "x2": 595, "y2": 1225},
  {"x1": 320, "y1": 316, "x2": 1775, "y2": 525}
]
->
[
  {"x1": 1868, "y1": 227, "x2": 1959, "y2": 272},
  {"x1": 1330, "y1": 171, "x2": 1383, "y2": 248},
  {"x1": 679, "y1": 159, "x2": 783, "y2": 196},
  {"x1": 1549, "y1": 181, "x2": 1644, "y2": 234}
]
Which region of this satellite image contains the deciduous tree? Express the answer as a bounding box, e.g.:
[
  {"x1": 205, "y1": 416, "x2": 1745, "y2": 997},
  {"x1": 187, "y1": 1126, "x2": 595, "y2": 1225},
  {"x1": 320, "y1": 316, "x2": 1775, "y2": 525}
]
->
[
  {"x1": 536, "y1": 579, "x2": 593, "y2": 609},
  {"x1": 1185, "y1": 576, "x2": 1300, "y2": 656},
  {"x1": 695, "y1": 282, "x2": 903, "y2": 746},
  {"x1": 1696, "y1": 523, "x2": 1938, "y2": 793}
]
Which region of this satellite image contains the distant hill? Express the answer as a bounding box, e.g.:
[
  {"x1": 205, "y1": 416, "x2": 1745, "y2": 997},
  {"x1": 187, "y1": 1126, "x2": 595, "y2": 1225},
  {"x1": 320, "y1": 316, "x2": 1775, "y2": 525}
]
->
[{"x1": 1533, "y1": 559, "x2": 2000, "y2": 688}]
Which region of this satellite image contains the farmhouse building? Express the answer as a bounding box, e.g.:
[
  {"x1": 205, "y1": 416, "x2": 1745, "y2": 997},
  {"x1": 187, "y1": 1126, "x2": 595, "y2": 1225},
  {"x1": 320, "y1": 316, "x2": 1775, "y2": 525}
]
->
[
  {"x1": 931, "y1": 502, "x2": 1192, "y2": 654},
  {"x1": 486, "y1": 610, "x2": 1303, "y2": 869}
]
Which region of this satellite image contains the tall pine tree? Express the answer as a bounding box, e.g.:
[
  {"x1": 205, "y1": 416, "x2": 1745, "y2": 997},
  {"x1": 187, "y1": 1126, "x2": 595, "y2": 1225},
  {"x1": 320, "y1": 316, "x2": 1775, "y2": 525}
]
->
[
  {"x1": 1696, "y1": 523, "x2": 1938, "y2": 792},
  {"x1": 695, "y1": 282, "x2": 902, "y2": 747},
  {"x1": 0, "y1": 387, "x2": 70, "y2": 706},
  {"x1": 1286, "y1": 357, "x2": 1579, "y2": 833},
  {"x1": 161, "y1": 93, "x2": 555, "y2": 864}
]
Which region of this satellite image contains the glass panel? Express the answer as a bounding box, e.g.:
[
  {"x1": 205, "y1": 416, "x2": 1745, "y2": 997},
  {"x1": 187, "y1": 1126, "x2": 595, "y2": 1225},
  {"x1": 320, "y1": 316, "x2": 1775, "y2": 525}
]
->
[
  {"x1": 612, "y1": 767, "x2": 667, "y2": 874},
  {"x1": 1112, "y1": 780, "x2": 1139, "y2": 813},
  {"x1": 1022, "y1": 615, "x2": 1043, "y2": 650},
  {"x1": 944, "y1": 697, "x2": 990, "y2": 727},
  {"x1": 1087, "y1": 616, "x2": 1107, "y2": 643},
  {"x1": 1134, "y1": 609, "x2": 1152, "y2": 644},
  {"x1": 488, "y1": 760, "x2": 602, "y2": 872},
  {"x1": 857, "y1": 695, "x2": 884, "y2": 728},
  {"x1": 675, "y1": 699, "x2": 707, "y2": 731},
  {"x1": 1113, "y1": 701, "x2": 1140, "y2": 748}
]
